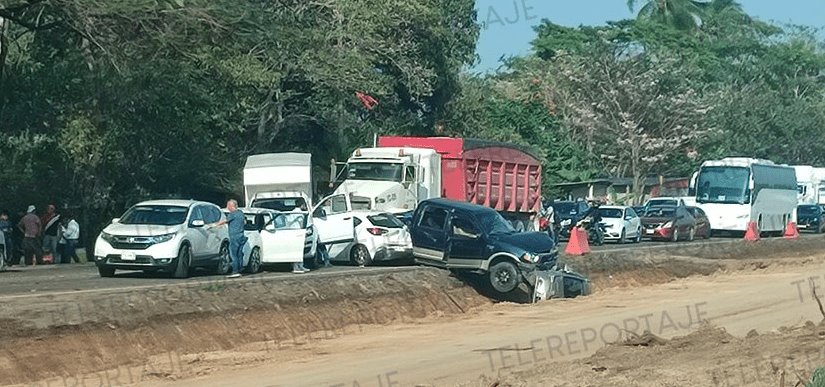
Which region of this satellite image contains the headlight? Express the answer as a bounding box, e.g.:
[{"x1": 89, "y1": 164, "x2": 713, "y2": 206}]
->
[
  {"x1": 100, "y1": 232, "x2": 116, "y2": 245},
  {"x1": 521, "y1": 252, "x2": 539, "y2": 263},
  {"x1": 662, "y1": 221, "x2": 673, "y2": 229},
  {"x1": 151, "y1": 233, "x2": 177, "y2": 244}
]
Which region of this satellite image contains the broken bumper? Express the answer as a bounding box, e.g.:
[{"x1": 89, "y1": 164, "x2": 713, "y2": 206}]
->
[{"x1": 527, "y1": 267, "x2": 590, "y2": 302}]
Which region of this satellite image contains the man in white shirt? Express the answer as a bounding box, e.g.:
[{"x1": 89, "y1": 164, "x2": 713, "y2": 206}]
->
[{"x1": 60, "y1": 213, "x2": 81, "y2": 263}]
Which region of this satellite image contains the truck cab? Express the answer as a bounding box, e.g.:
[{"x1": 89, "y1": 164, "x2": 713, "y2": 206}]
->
[{"x1": 331, "y1": 147, "x2": 441, "y2": 214}]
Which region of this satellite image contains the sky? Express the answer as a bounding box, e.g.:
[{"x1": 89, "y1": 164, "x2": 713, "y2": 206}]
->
[{"x1": 473, "y1": 0, "x2": 825, "y2": 72}]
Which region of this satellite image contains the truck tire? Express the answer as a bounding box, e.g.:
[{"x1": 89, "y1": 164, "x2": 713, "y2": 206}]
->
[{"x1": 489, "y1": 261, "x2": 520, "y2": 293}]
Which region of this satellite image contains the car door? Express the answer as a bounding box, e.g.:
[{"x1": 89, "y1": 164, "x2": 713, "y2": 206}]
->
[
  {"x1": 677, "y1": 206, "x2": 694, "y2": 233},
  {"x1": 186, "y1": 205, "x2": 209, "y2": 262},
  {"x1": 693, "y1": 208, "x2": 709, "y2": 234},
  {"x1": 202, "y1": 205, "x2": 225, "y2": 259},
  {"x1": 260, "y1": 212, "x2": 306, "y2": 263},
  {"x1": 411, "y1": 204, "x2": 449, "y2": 264},
  {"x1": 445, "y1": 211, "x2": 486, "y2": 268},
  {"x1": 312, "y1": 194, "x2": 354, "y2": 245}
]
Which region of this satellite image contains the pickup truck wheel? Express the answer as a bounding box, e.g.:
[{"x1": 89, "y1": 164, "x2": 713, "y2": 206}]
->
[
  {"x1": 489, "y1": 261, "x2": 519, "y2": 293},
  {"x1": 350, "y1": 244, "x2": 373, "y2": 267},
  {"x1": 173, "y1": 245, "x2": 191, "y2": 279}
]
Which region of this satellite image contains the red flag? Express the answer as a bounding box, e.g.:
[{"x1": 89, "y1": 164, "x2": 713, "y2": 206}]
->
[{"x1": 355, "y1": 91, "x2": 378, "y2": 110}]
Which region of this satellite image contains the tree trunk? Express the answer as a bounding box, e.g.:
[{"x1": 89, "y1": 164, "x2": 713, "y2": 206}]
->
[{"x1": 0, "y1": 17, "x2": 8, "y2": 89}]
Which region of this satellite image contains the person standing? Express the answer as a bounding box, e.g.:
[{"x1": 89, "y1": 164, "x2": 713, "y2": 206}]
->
[
  {"x1": 0, "y1": 210, "x2": 13, "y2": 267},
  {"x1": 210, "y1": 199, "x2": 246, "y2": 278},
  {"x1": 60, "y1": 213, "x2": 81, "y2": 263},
  {"x1": 18, "y1": 205, "x2": 41, "y2": 266},
  {"x1": 41, "y1": 204, "x2": 61, "y2": 264}
]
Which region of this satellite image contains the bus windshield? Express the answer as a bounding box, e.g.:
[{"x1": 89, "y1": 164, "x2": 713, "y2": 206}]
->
[
  {"x1": 347, "y1": 162, "x2": 403, "y2": 182},
  {"x1": 696, "y1": 166, "x2": 750, "y2": 204}
]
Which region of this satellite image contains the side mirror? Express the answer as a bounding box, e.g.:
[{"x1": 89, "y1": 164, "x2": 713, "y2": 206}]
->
[
  {"x1": 314, "y1": 208, "x2": 327, "y2": 218},
  {"x1": 111, "y1": 218, "x2": 120, "y2": 224},
  {"x1": 191, "y1": 220, "x2": 205, "y2": 227}
]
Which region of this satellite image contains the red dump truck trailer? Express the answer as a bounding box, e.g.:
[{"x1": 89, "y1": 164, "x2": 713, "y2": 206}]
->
[{"x1": 376, "y1": 136, "x2": 542, "y2": 230}]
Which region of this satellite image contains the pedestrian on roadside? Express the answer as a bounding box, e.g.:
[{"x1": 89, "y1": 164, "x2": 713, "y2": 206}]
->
[
  {"x1": 18, "y1": 205, "x2": 41, "y2": 266},
  {"x1": 60, "y1": 213, "x2": 80, "y2": 263},
  {"x1": 209, "y1": 199, "x2": 246, "y2": 278},
  {"x1": 0, "y1": 210, "x2": 13, "y2": 267},
  {"x1": 41, "y1": 204, "x2": 61, "y2": 264}
]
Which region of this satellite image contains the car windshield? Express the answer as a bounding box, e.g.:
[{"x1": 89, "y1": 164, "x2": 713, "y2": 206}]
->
[
  {"x1": 119, "y1": 205, "x2": 188, "y2": 225},
  {"x1": 368, "y1": 213, "x2": 404, "y2": 228},
  {"x1": 273, "y1": 213, "x2": 307, "y2": 229},
  {"x1": 644, "y1": 206, "x2": 676, "y2": 218},
  {"x1": 478, "y1": 211, "x2": 516, "y2": 235},
  {"x1": 552, "y1": 202, "x2": 579, "y2": 215},
  {"x1": 251, "y1": 197, "x2": 308, "y2": 212},
  {"x1": 600, "y1": 208, "x2": 623, "y2": 218},
  {"x1": 347, "y1": 162, "x2": 403, "y2": 182},
  {"x1": 798, "y1": 205, "x2": 819, "y2": 216}
]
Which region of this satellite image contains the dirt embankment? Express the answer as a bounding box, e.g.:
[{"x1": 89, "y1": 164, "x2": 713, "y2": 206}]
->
[
  {"x1": 0, "y1": 268, "x2": 491, "y2": 385},
  {"x1": 4, "y1": 237, "x2": 825, "y2": 386}
]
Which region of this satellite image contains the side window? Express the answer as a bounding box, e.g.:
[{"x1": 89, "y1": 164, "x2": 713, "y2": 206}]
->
[
  {"x1": 418, "y1": 207, "x2": 448, "y2": 230},
  {"x1": 331, "y1": 196, "x2": 348, "y2": 214},
  {"x1": 189, "y1": 206, "x2": 204, "y2": 224},
  {"x1": 451, "y1": 214, "x2": 480, "y2": 238},
  {"x1": 353, "y1": 217, "x2": 362, "y2": 227},
  {"x1": 204, "y1": 206, "x2": 221, "y2": 224},
  {"x1": 627, "y1": 208, "x2": 637, "y2": 218},
  {"x1": 405, "y1": 166, "x2": 415, "y2": 182}
]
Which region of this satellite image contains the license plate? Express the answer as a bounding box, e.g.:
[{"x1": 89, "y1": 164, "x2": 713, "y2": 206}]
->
[
  {"x1": 646, "y1": 229, "x2": 655, "y2": 234},
  {"x1": 121, "y1": 252, "x2": 136, "y2": 261}
]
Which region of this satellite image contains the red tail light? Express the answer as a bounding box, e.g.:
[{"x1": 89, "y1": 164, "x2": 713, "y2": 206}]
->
[{"x1": 367, "y1": 227, "x2": 387, "y2": 236}]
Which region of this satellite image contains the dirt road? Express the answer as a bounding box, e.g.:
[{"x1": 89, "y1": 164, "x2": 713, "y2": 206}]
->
[{"x1": 125, "y1": 255, "x2": 825, "y2": 387}]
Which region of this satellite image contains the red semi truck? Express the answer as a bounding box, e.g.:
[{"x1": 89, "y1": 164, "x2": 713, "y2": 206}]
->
[{"x1": 329, "y1": 136, "x2": 543, "y2": 230}]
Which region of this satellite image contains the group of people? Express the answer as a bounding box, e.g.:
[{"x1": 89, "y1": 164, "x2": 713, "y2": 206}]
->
[{"x1": 0, "y1": 204, "x2": 81, "y2": 268}]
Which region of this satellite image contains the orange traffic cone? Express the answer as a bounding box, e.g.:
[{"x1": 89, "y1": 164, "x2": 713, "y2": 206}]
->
[
  {"x1": 744, "y1": 221, "x2": 760, "y2": 241},
  {"x1": 783, "y1": 222, "x2": 799, "y2": 239},
  {"x1": 578, "y1": 227, "x2": 592, "y2": 254},
  {"x1": 564, "y1": 226, "x2": 590, "y2": 256}
]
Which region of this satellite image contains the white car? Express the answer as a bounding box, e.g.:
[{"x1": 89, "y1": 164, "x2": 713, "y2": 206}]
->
[
  {"x1": 598, "y1": 205, "x2": 642, "y2": 243},
  {"x1": 327, "y1": 211, "x2": 412, "y2": 266},
  {"x1": 246, "y1": 196, "x2": 318, "y2": 262},
  {"x1": 94, "y1": 200, "x2": 230, "y2": 278},
  {"x1": 222, "y1": 208, "x2": 267, "y2": 274}
]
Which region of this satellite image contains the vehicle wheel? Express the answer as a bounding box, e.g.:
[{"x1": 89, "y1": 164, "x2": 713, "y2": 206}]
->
[
  {"x1": 246, "y1": 247, "x2": 262, "y2": 274},
  {"x1": 349, "y1": 244, "x2": 373, "y2": 267},
  {"x1": 618, "y1": 229, "x2": 626, "y2": 244},
  {"x1": 98, "y1": 266, "x2": 116, "y2": 277},
  {"x1": 489, "y1": 261, "x2": 520, "y2": 293},
  {"x1": 671, "y1": 228, "x2": 679, "y2": 242},
  {"x1": 703, "y1": 228, "x2": 710, "y2": 239},
  {"x1": 214, "y1": 243, "x2": 231, "y2": 275},
  {"x1": 688, "y1": 227, "x2": 695, "y2": 242},
  {"x1": 173, "y1": 245, "x2": 192, "y2": 279},
  {"x1": 635, "y1": 228, "x2": 642, "y2": 243}
]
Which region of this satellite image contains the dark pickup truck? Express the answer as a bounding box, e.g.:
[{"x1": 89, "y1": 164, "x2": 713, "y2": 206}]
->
[{"x1": 410, "y1": 198, "x2": 588, "y2": 300}]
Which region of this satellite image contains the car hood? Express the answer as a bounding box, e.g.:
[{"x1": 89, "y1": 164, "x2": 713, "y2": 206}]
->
[
  {"x1": 103, "y1": 223, "x2": 182, "y2": 236},
  {"x1": 489, "y1": 232, "x2": 555, "y2": 254},
  {"x1": 600, "y1": 218, "x2": 624, "y2": 227}
]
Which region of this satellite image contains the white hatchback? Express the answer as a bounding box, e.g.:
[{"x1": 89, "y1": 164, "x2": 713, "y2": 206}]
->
[{"x1": 328, "y1": 211, "x2": 412, "y2": 266}]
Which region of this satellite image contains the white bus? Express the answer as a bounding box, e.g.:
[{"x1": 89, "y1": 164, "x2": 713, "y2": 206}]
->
[{"x1": 691, "y1": 158, "x2": 797, "y2": 234}]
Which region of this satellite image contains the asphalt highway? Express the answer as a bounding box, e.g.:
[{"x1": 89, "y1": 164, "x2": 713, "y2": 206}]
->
[{"x1": 0, "y1": 233, "x2": 810, "y2": 298}]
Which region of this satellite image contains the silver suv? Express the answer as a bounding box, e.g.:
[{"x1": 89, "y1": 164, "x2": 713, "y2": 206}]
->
[{"x1": 94, "y1": 200, "x2": 230, "y2": 278}]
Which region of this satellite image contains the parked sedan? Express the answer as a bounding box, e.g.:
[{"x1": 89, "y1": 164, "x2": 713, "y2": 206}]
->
[
  {"x1": 686, "y1": 206, "x2": 711, "y2": 239},
  {"x1": 598, "y1": 206, "x2": 642, "y2": 243},
  {"x1": 640, "y1": 205, "x2": 697, "y2": 241},
  {"x1": 797, "y1": 204, "x2": 825, "y2": 233}
]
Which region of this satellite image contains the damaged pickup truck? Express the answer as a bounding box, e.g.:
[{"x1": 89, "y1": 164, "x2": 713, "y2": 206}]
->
[{"x1": 410, "y1": 198, "x2": 589, "y2": 302}]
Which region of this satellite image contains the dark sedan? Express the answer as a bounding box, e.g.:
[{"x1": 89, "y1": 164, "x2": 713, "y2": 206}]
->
[
  {"x1": 686, "y1": 206, "x2": 711, "y2": 239},
  {"x1": 640, "y1": 205, "x2": 697, "y2": 242},
  {"x1": 797, "y1": 204, "x2": 825, "y2": 233}
]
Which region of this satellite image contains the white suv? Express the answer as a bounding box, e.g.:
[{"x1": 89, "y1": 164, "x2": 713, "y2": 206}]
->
[{"x1": 94, "y1": 200, "x2": 230, "y2": 278}]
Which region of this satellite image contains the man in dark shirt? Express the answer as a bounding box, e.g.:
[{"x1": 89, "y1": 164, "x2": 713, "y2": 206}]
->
[
  {"x1": 212, "y1": 199, "x2": 247, "y2": 278},
  {"x1": 18, "y1": 205, "x2": 41, "y2": 266}
]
